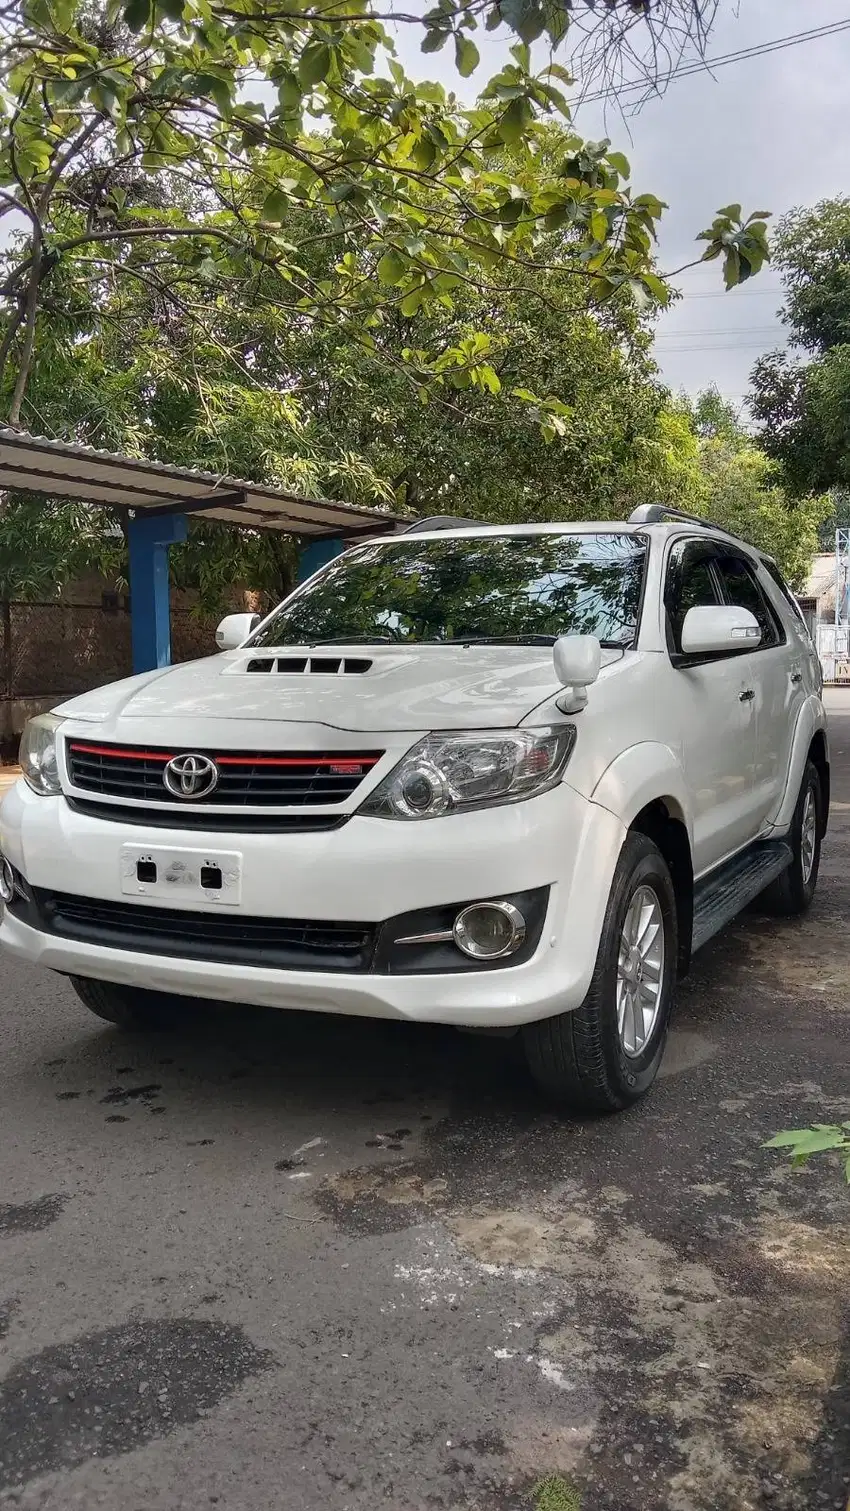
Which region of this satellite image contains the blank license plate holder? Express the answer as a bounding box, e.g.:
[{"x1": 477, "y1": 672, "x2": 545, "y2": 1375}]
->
[{"x1": 120, "y1": 844, "x2": 242, "y2": 906}]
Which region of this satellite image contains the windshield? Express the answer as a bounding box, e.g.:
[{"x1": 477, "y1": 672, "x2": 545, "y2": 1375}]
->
[{"x1": 248, "y1": 531, "x2": 648, "y2": 649}]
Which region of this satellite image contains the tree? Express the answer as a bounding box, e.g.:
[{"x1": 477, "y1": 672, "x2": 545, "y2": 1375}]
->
[
  {"x1": 696, "y1": 439, "x2": 826, "y2": 588},
  {"x1": 750, "y1": 199, "x2": 850, "y2": 496},
  {"x1": 0, "y1": 0, "x2": 767, "y2": 433},
  {"x1": 689, "y1": 384, "x2": 747, "y2": 445},
  {"x1": 764, "y1": 197, "x2": 850, "y2": 354},
  {"x1": 2, "y1": 168, "x2": 706, "y2": 608},
  {"x1": 681, "y1": 388, "x2": 827, "y2": 587}
]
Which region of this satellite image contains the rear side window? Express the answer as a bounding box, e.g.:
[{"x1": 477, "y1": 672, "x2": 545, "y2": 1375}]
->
[
  {"x1": 762, "y1": 558, "x2": 808, "y2": 629},
  {"x1": 664, "y1": 543, "x2": 722, "y2": 653},
  {"x1": 715, "y1": 555, "x2": 783, "y2": 648}
]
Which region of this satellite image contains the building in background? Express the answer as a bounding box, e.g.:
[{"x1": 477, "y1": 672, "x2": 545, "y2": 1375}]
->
[{"x1": 800, "y1": 553, "x2": 850, "y2": 684}]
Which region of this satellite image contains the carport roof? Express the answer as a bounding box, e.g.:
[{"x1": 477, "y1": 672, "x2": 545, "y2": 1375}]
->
[{"x1": 0, "y1": 427, "x2": 404, "y2": 538}]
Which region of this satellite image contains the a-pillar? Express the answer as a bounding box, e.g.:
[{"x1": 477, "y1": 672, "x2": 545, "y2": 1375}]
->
[
  {"x1": 297, "y1": 536, "x2": 345, "y2": 583},
  {"x1": 127, "y1": 511, "x2": 188, "y2": 673}
]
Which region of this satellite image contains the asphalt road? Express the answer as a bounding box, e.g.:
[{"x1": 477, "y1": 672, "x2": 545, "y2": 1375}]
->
[{"x1": 2, "y1": 696, "x2": 849, "y2": 1511}]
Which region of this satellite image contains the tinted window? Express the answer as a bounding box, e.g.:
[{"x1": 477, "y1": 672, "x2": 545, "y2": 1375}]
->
[
  {"x1": 715, "y1": 555, "x2": 782, "y2": 648},
  {"x1": 664, "y1": 545, "x2": 721, "y2": 653},
  {"x1": 763, "y1": 559, "x2": 808, "y2": 629},
  {"x1": 250, "y1": 532, "x2": 648, "y2": 648}
]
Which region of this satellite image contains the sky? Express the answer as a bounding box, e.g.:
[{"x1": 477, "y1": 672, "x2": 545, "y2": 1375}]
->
[{"x1": 392, "y1": 0, "x2": 850, "y2": 413}]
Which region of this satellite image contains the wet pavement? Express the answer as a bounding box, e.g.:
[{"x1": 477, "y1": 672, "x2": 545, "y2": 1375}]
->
[{"x1": 1, "y1": 694, "x2": 848, "y2": 1511}]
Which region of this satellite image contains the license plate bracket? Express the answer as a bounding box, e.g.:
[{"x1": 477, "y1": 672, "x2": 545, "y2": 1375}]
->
[{"x1": 120, "y1": 844, "x2": 242, "y2": 906}]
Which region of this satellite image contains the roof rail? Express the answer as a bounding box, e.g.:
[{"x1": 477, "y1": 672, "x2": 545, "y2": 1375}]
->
[
  {"x1": 628, "y1": 503, "x2": 754, "y2": 550},
  {"x1": 400, "y1": 514, "x2": 480, "y2": 533}
]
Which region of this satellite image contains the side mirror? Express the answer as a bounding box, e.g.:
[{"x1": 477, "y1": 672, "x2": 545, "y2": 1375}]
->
[
  {"x1": 215, "y1": 612, "x2": 260, "y2": 651},
  {"x1": 553, "y1": 634, "x2": 602, "y2": 713},
  {"x1": 680, "y1": 605, "x2": 761, "y2": 657}
]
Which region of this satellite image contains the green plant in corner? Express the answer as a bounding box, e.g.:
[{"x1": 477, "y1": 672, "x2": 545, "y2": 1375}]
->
[
  {"x1": 764, "y1": 1124, "x2": 850, "y2": 1184},
  {"x1": 531, "y1": 1474, "x2": 582, "y2": 1511}
]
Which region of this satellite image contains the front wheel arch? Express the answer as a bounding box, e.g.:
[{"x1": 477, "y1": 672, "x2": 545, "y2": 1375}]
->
[{"x1": 629, "y1": 800, "x2": 694, "y2": 976}]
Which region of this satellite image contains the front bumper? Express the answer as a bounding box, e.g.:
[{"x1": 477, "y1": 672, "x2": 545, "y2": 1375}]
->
[{"x1": 0, "y1": 779, "x2": 626, "y2": 1028}]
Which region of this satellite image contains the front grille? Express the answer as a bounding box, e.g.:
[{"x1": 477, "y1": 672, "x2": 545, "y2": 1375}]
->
[
  {"x1": 34, "y1": 890, "x2": 377, "y2": 973},
  {"x1": 64, "y1": 798, "x2": 349, "y2": 834},
  {"x1": 66, "y1": 741, "x2": 382, "y2": 807}
]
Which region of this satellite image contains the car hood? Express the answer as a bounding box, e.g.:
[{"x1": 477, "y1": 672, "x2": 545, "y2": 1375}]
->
[{"x1": 54, "y1": 643, "x2": 622, "y2": 735}]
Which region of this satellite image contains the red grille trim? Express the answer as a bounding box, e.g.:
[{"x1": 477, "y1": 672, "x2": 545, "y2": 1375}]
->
[{"x1": 68, "y1": 742, "x2": 380, "y2": 769}]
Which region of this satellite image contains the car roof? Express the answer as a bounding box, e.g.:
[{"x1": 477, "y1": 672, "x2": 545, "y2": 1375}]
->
[{"x1": 363, "y1": 519, "x2": 766, "y2": 555}]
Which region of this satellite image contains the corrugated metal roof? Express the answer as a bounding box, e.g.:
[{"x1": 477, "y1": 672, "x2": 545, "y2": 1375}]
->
[{"x1": 0, "y1": 428, "x2": 404, "y2": 537}]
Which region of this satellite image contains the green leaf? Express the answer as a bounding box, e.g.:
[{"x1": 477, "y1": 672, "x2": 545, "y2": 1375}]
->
[
  {"x1": 454, "y1": 34, "x2": 480, "y2": 78},
  {"x1": 411, "y1": 133, "x2": 437, "y2": 171},
  {"x1": 298, "y1": 43, "x2": 331, "y2": 88},
  {"x1": 765, "y1": 1127, "x2": 845, "y2": 1153},
  {"x1": 607, "y1": 151, "x2": 630, "y2": 177},
  {"x1": 421, "y1": 26, "x2": 449, "y2": 53},
  {"x1": 400, "y1": 288, "x2": 422, "y2": 316},
  {"x1": 377, "y1": 250, "x2": 406, "y2": 286},
  {"x1": 123, "y1": 0, "x2": 151, "y2": 30},
  {"x1": 723, "y1": 246, "x2": 741, "y2": 290},
  {"x1": 277, "y1": 71, "x2": 302, "y2": 112},
  {"x1": 633, "y1": 193, "x2": 665, "y2": 218},
  {"x1": 261, "y1": 189, "x2": 289, "y2": 224},
  {"x1": 499, "y1": 97, "x2": 529, "y2": 145},
  {"x1": 716, "y1": 203, "x2": 743, "y2": 222},
  {"x1": 208, "y1": 76, "x2": 232, "y2": 118},
  {"x1": 590, "y1": 209, "x2": 608, "y2": 243},
  {"x1": 640, "y1": 272, "x2": 670, "y2": 305},
  {"x1": 499, "y1": 0, "x2": 546, "y2": 43}
]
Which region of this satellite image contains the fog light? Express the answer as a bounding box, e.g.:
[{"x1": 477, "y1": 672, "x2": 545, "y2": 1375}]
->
[
  {"x1": 0, "y1": 856, "x2": 14, "y2": 905},
  {"x1": 452, "y1": 901, "x2": 526, "y2": 961}
]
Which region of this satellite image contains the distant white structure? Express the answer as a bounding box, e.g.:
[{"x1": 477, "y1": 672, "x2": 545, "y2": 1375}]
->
[{"x1": 800, "y1": 544, "x2": 850, "y2": 683}]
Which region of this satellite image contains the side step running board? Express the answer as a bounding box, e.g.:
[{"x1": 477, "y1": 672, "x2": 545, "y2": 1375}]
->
[{"x1": 692, "y1": 840, "x2": 793, "y2": 953}]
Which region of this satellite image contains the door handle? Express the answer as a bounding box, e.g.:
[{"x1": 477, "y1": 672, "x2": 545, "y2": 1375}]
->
[
  {"x1": 739, "y1": 689, "x2": 755, "y2": 702},
  {"x1": 790, "y1": 671, "x2": 803, "y2": 684}
]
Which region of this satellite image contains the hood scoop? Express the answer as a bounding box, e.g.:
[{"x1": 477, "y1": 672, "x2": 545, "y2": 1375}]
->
[{"x1": 244, "y1": 655, "x2": 372, "y2": 676}]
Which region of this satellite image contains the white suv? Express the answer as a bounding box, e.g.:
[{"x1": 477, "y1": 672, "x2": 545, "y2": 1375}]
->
[{"x1": 0, "y1": 508, "x2": 828, "y2": 1113}]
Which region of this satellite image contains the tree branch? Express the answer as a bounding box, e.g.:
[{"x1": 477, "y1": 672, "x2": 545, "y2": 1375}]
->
[{"x1": 7, "y1": 226, "x2": 43, "y2": 424}]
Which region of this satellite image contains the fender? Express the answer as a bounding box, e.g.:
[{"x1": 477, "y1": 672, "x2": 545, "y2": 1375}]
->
[
  {"x1": 767, "y1": 696, "x2": 827, "y2": 835},
  {"x1": 587, "y1": 741, "x2": 693, "y2": 846}
]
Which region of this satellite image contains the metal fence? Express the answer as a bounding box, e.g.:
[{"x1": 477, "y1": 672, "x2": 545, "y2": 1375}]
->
[
  {"x1": 1, "y1": 597, "x2": 215, "y2": 739},
  {"x1": 815, "y1": 622, "x2": 850, "y2": 685}
]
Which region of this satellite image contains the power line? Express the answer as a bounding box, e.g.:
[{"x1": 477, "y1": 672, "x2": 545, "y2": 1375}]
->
[
  {"x1": 579, "y1": 18, "x2": 850, "y2": 105},
  {"x1": 654, "y1": 343, "x2": 785, "y2": 352},
  {"x1": 656, "y1": 325, "x2": 785, "y2": 337},
  {"x1": 679, "y1": 290, "x2": 784, "y2": 300}
]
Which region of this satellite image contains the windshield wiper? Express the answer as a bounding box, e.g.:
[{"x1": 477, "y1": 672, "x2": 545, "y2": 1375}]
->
[
  {"x1": 307, "y1": 634, "x2": 396, "y2": 645},
  {"x1": 448, "y1": 634, "x2": 558, "y2": 647}
]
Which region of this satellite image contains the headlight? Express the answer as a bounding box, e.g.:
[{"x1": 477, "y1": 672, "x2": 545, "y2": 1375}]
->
[
  {"x1": 360, "y1": 726, "x2": 575, "y2": 821},
  {"x1": 19, "y1": 713, "x2": 65, "y2": 796}
]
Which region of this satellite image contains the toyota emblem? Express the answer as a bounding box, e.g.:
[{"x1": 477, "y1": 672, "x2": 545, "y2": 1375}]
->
[{"x1": 163, "y1": 753, "x2": 219, "y2": 801}]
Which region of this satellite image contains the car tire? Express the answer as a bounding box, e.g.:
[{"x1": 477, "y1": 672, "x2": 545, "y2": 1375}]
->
[
  {"x1": 759, "y1": 759, "x2": 822, "y2": 917},
  {"x1": 522, "y1": 832, "x2": 678, "y2": 1114},
  {"x1": 69, "y1": 976, "x2": 174, "y2": 1030}
]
